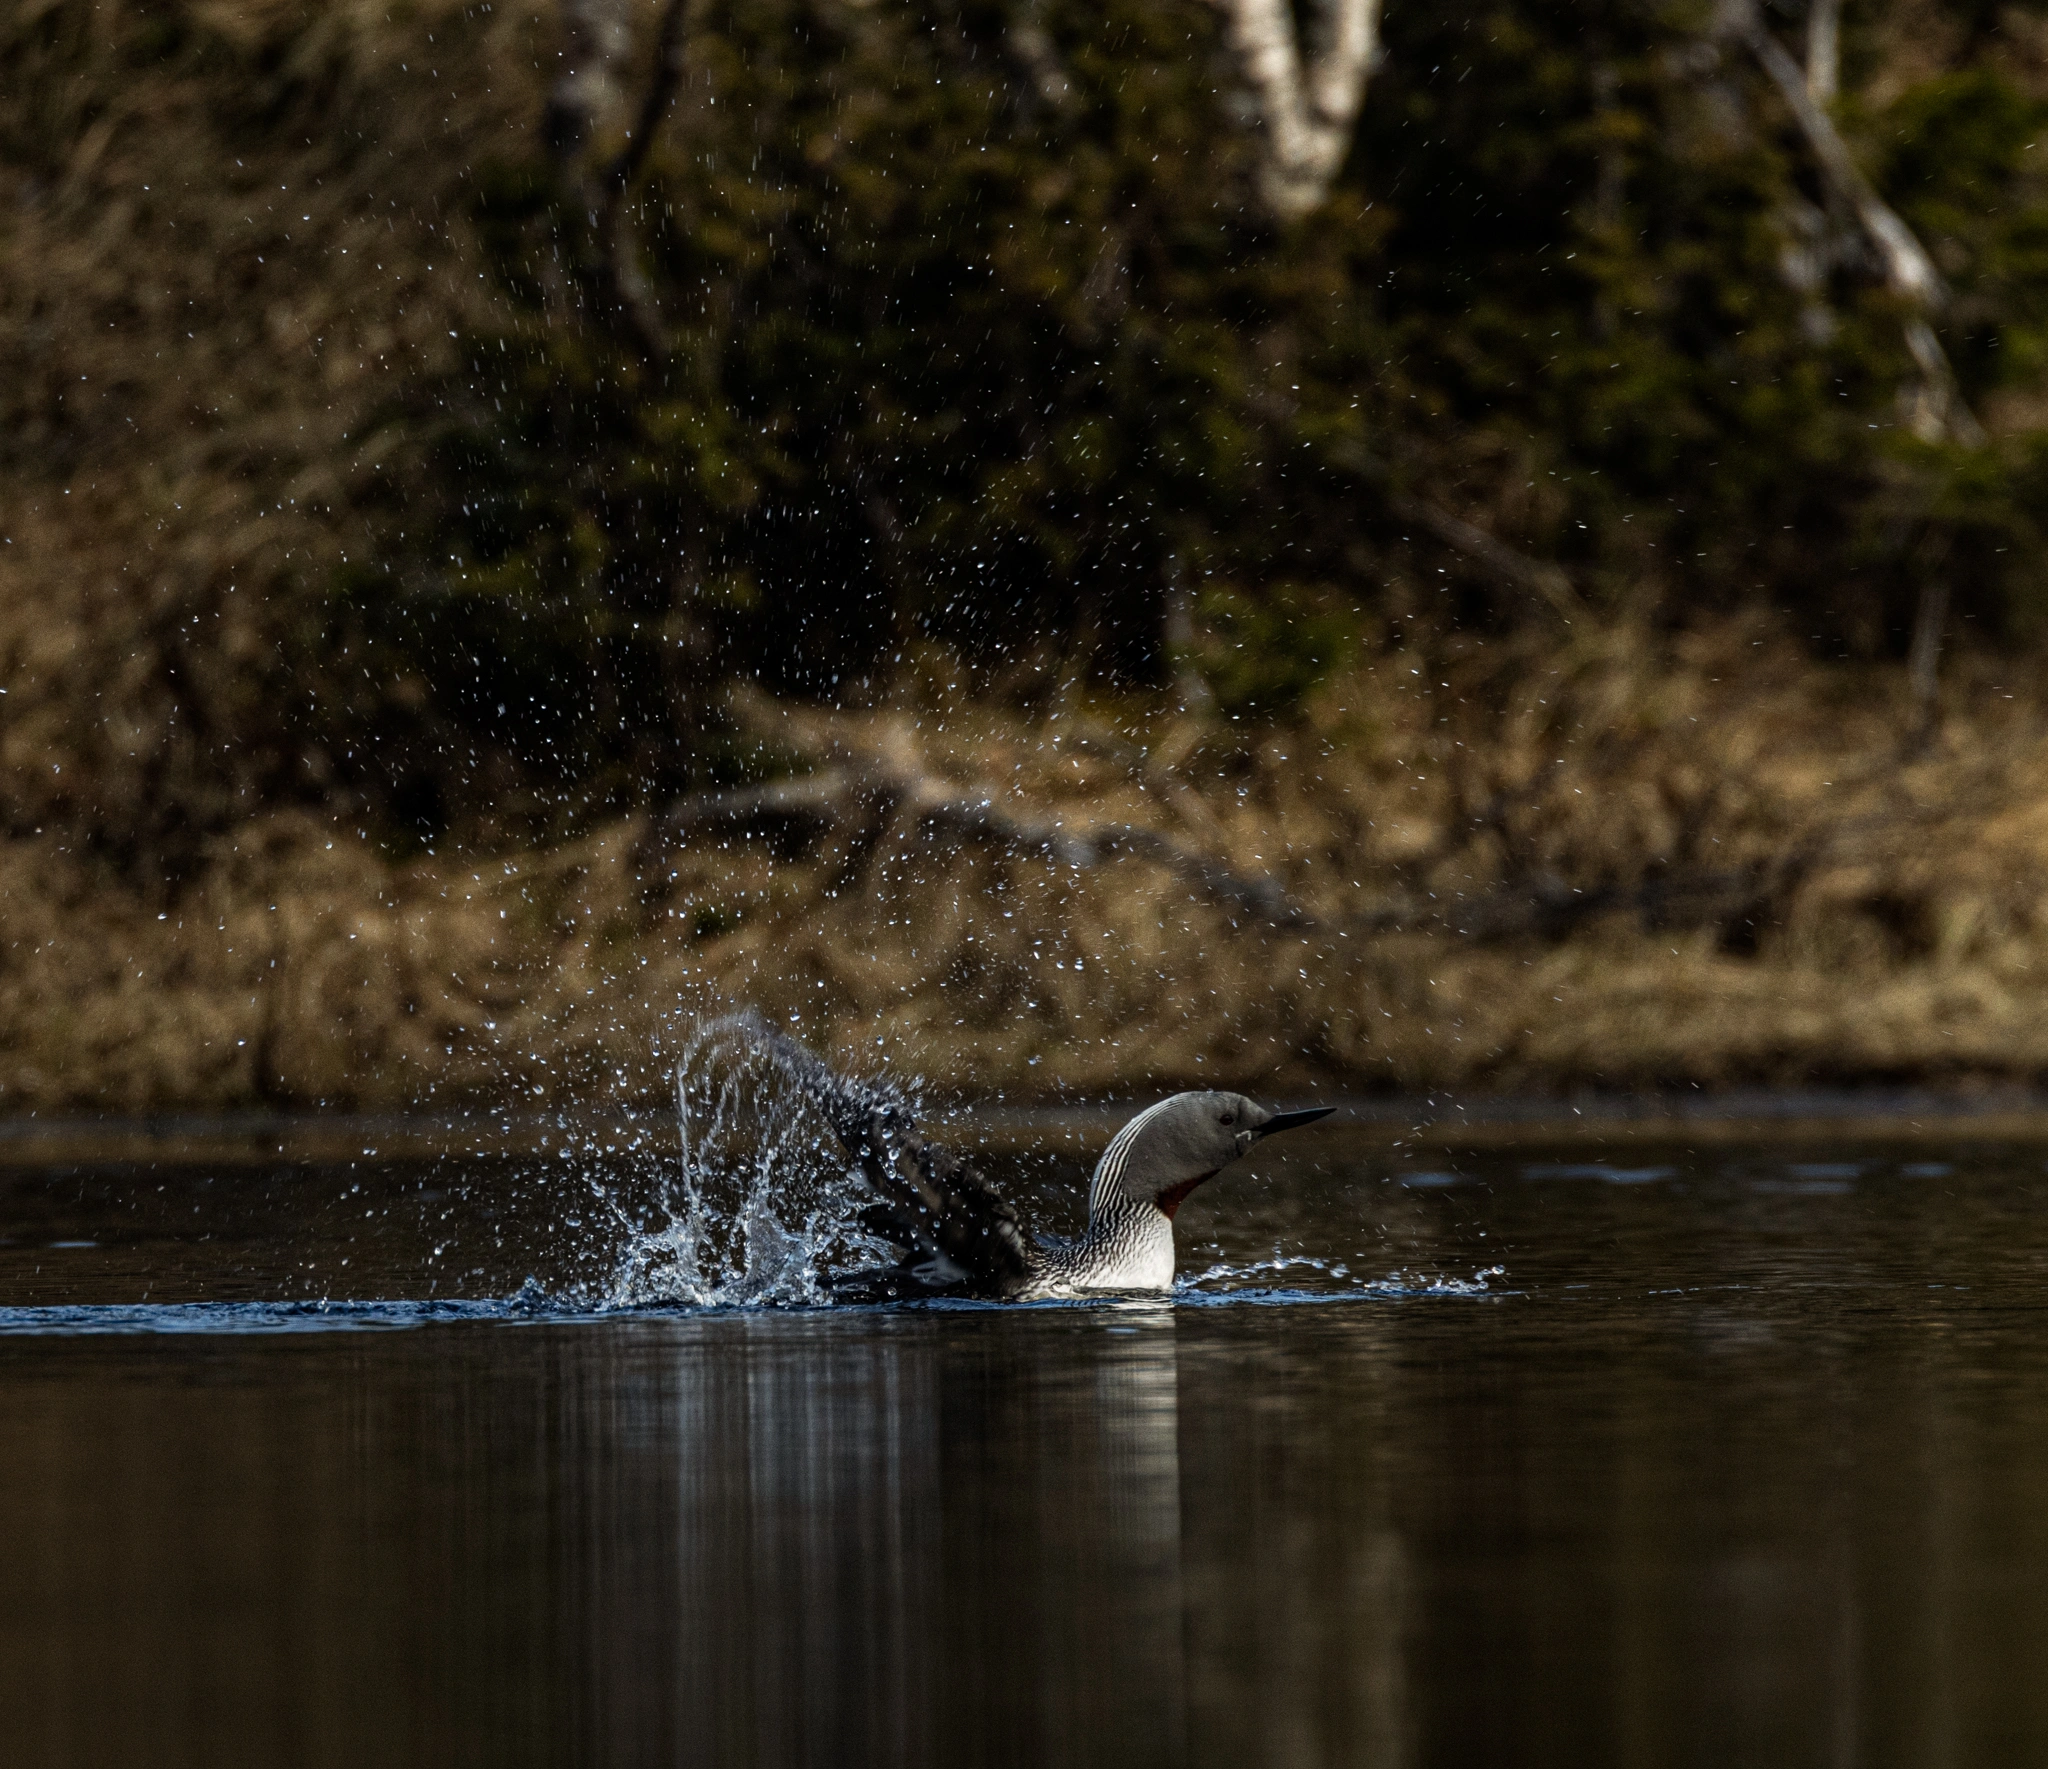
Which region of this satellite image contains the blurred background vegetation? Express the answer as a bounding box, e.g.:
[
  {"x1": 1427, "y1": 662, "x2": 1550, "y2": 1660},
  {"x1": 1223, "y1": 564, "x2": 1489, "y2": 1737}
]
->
[{"x1": 11, "y1": 0, "x2": 2048, "y2": 1109}]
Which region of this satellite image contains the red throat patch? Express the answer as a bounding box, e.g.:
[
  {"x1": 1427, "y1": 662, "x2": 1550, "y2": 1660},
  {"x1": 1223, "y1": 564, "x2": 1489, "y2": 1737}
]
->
[{"x1": 1154, "y1": 1173, "x2": 1216, "y2": 1220}]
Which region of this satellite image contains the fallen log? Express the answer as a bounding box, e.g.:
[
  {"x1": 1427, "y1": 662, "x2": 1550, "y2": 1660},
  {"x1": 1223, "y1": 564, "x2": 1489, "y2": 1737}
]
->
[
  {"x1": 653, "y1": 758, "x2": 1319, "y2": 927},
  {"x1": 646, "y1": 695, "x2": 1940, "y2": 952},
  {"x1": 649, "y1": 756, "x2": 1845, "y2": 950}
]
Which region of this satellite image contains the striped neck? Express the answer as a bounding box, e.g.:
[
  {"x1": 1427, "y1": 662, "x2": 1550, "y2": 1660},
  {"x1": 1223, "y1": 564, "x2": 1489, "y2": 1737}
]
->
[{"x1": 1087, "y1": 1097, "x2": 1180, "y2": 1221}]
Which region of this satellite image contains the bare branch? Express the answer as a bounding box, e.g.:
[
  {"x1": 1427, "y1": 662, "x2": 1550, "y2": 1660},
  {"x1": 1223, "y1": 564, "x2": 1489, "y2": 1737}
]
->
[
  {"x1": 1742, "y1": 12, "x2": 1942, "y2": 305},
  {"x1": 602, "y1": 0, "x2": 693, "y2": 202},
  {"x1": 1805, "y1": 0, "x2": 1840, "y2": 105},
  {"x1": 1216, "y1": 0, "x2": 1382, "y2": 220},
  {"x1": 543, "y1": 0, "x2": 692, "y2": 361},
  {"x1": 657, "y1": 749, "x2": 1320, "y2": 929},
  {"x1": 653, "y1": 755, "x2": 1851, "y2": 948},
  {"x1": 1388, "y1": 491, "x2": 1587, "y2": 626},
  {"x1": 663, "y1": 769, "x2": 861, "y2": 837},
  {"x1": 1900, "y1": 316, "x2": 1988, "y2": 447},
  {"x1": 1329, "y1": 444, "x2": 1588, "y2": 625},
  {"x1": 923, "y1": 796, "x2": 1318, "y2": 926},
  {"x1": 1732, "y1": 0, "x2": 1984, "y2": 444},
  {"x1": 647, "y1": 692, "x2": 1978, "y2": 955},
  {"x1": 592, "y1": 0, "x2": 692, "y2": 358}
]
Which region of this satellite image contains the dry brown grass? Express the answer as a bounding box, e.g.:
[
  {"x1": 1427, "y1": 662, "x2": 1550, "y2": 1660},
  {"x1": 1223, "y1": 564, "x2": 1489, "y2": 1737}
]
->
[
  {"x1": 11, "y1": 5, "x2": 2048, "y2": 1112},
  {"x1": 8, "y1": 619, "x2": 2048, "y2": 1112}
]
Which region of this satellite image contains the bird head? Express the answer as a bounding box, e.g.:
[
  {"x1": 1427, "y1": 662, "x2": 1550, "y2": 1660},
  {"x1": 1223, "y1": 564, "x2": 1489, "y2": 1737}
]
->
[{"x1": 1088, "y1": 1091, "x2": 1334, "y2": 1222}]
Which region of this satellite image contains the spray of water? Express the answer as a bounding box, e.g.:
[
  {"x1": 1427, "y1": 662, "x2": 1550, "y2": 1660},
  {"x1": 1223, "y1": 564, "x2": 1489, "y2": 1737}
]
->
[
  {"x1": 603, "y1": 1013, "x2": 885, "y2": 1307},
  {"x1": 586, "y1": 1012, "x2": 1501, "y2": 1312}
]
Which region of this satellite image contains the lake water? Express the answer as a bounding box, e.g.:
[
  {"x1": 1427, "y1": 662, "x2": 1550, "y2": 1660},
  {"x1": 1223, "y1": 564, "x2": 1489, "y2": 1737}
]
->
[{"x1": 4, "y1": 1130, "x2": 2048, "y2": 1765}]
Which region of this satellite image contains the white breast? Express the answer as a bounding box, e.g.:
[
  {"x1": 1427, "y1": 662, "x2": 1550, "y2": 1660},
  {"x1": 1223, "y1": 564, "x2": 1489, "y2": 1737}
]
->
[
  {"x1": 1025, "y1": 1209, "x2": 1177, "y2": 1297},
  {"x1": 1095, "y1": 1223, "x2": 1176, "y2": 1291}
]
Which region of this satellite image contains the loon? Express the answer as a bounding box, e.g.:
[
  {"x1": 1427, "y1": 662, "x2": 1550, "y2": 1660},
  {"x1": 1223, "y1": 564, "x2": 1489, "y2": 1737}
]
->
[
  {"x1": 1006, "y1": 1091, "x2": 1336, "y2": 1299},
  {"x1": 761, "y1": 1029, "x2": 1331, "y2": 1301}
]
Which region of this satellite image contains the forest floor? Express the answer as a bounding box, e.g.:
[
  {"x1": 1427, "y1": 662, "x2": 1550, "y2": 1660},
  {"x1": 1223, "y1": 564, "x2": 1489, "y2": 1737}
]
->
[{"x1": 8, "y1": 616, "x2": 2048, "y2": 1115}]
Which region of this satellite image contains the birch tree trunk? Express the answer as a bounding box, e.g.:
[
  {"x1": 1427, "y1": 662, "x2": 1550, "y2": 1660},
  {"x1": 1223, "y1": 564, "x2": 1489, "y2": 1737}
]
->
[
  {"x1": 1805, "y1": 0, "x2": 1840, "y2": 104},
  {"x1": 1731, "y1": 0, "x2": 1984, "y2": 444},
  {"x1": 1216, "y1": 0, "x2": 1382, "y2": 221},
  {"x1": 541, "y1": 0, "x2": 693, "y2": 361},
  {"x1": 544, "y1": 0, "x2": 637, "y2": 162}
]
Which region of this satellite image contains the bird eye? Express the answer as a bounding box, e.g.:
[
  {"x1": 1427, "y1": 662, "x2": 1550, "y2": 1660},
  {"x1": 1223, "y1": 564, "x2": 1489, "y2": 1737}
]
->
[{"x1": 1219, "y1": 1112, "x2": 1235, "y2": 1126}]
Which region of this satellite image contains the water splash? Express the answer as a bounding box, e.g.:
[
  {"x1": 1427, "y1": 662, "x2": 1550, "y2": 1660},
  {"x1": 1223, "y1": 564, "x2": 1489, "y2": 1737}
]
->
[
  {"x1": 1179, "y1": 1254, "x2": 1509, "y2": 1301},
  {"x1": 0, "y1": 1295, "x2": 585, "y2": 1336},
  {"x1": 602, "y1": 1013, "x2": 884, "y2": 1308}
]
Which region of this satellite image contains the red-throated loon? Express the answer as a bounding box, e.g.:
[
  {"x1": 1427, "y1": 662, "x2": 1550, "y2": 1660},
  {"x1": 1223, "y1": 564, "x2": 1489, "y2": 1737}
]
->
[
  {"x1": 1008, "y1": 1091, "x2": 1335, "y2": 1299},
  {"x1": 761, "y1": 1030, "x2": 1331, "y2": 1301}
]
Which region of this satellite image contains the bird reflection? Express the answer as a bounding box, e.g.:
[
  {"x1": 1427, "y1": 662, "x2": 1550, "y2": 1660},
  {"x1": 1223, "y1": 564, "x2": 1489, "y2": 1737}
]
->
[{"x1": 620, "y1": 1310, "x2": 1194, "y2": 1768}]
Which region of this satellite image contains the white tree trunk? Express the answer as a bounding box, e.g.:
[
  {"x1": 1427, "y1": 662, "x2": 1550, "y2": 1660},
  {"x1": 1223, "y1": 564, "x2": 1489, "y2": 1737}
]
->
[
  {"x1": 1805, "y1": 0, "x2": 1840, "y2": 105},
  {"x1": 546, "y1": 0, "x2": 637, "y2": 162},
  {"x1": 1733, "y1": 0, "x2": 1984, "y2": 444},
  {"x1": 1217, "y1": 0, "x2": 1383, "y2": 221}
]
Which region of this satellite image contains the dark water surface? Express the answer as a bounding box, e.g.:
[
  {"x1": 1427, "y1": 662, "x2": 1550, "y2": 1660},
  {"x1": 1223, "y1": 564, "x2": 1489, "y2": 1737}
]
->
[{"x1": 4, "y1": 1136, "x2": 2048, "y2": 1766}]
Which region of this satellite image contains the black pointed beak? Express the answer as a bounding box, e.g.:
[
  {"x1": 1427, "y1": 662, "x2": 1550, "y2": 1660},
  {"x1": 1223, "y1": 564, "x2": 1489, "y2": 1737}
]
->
[{"x1": 1259, "y1": 1105, "x2": 1335, "y2": 1136}]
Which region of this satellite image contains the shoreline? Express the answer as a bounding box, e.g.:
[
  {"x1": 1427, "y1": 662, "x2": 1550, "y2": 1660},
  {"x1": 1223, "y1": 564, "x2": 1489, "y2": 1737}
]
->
[
  {"x1": 8, "y1": 1086, "x2": 2048, "y2": 1166},
  {"x1": 13, "y1": 632, "x2": 2048, "y2": 1116}
]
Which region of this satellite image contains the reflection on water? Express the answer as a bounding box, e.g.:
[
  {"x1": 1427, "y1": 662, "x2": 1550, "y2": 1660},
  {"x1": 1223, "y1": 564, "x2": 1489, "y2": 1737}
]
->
[
  {"x1": 4, "y1": 1142, "x2": 2048, "y2": 1764},
  {"x1": 0, "y1": 1312, "x2": 1209, "y2": 1768}
]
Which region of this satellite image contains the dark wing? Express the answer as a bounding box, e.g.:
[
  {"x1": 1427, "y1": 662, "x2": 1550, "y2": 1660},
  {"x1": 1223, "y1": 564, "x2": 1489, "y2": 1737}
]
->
[{"x1": 759, "y1": 1028, "x2": 1034, "y2": 1301}]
